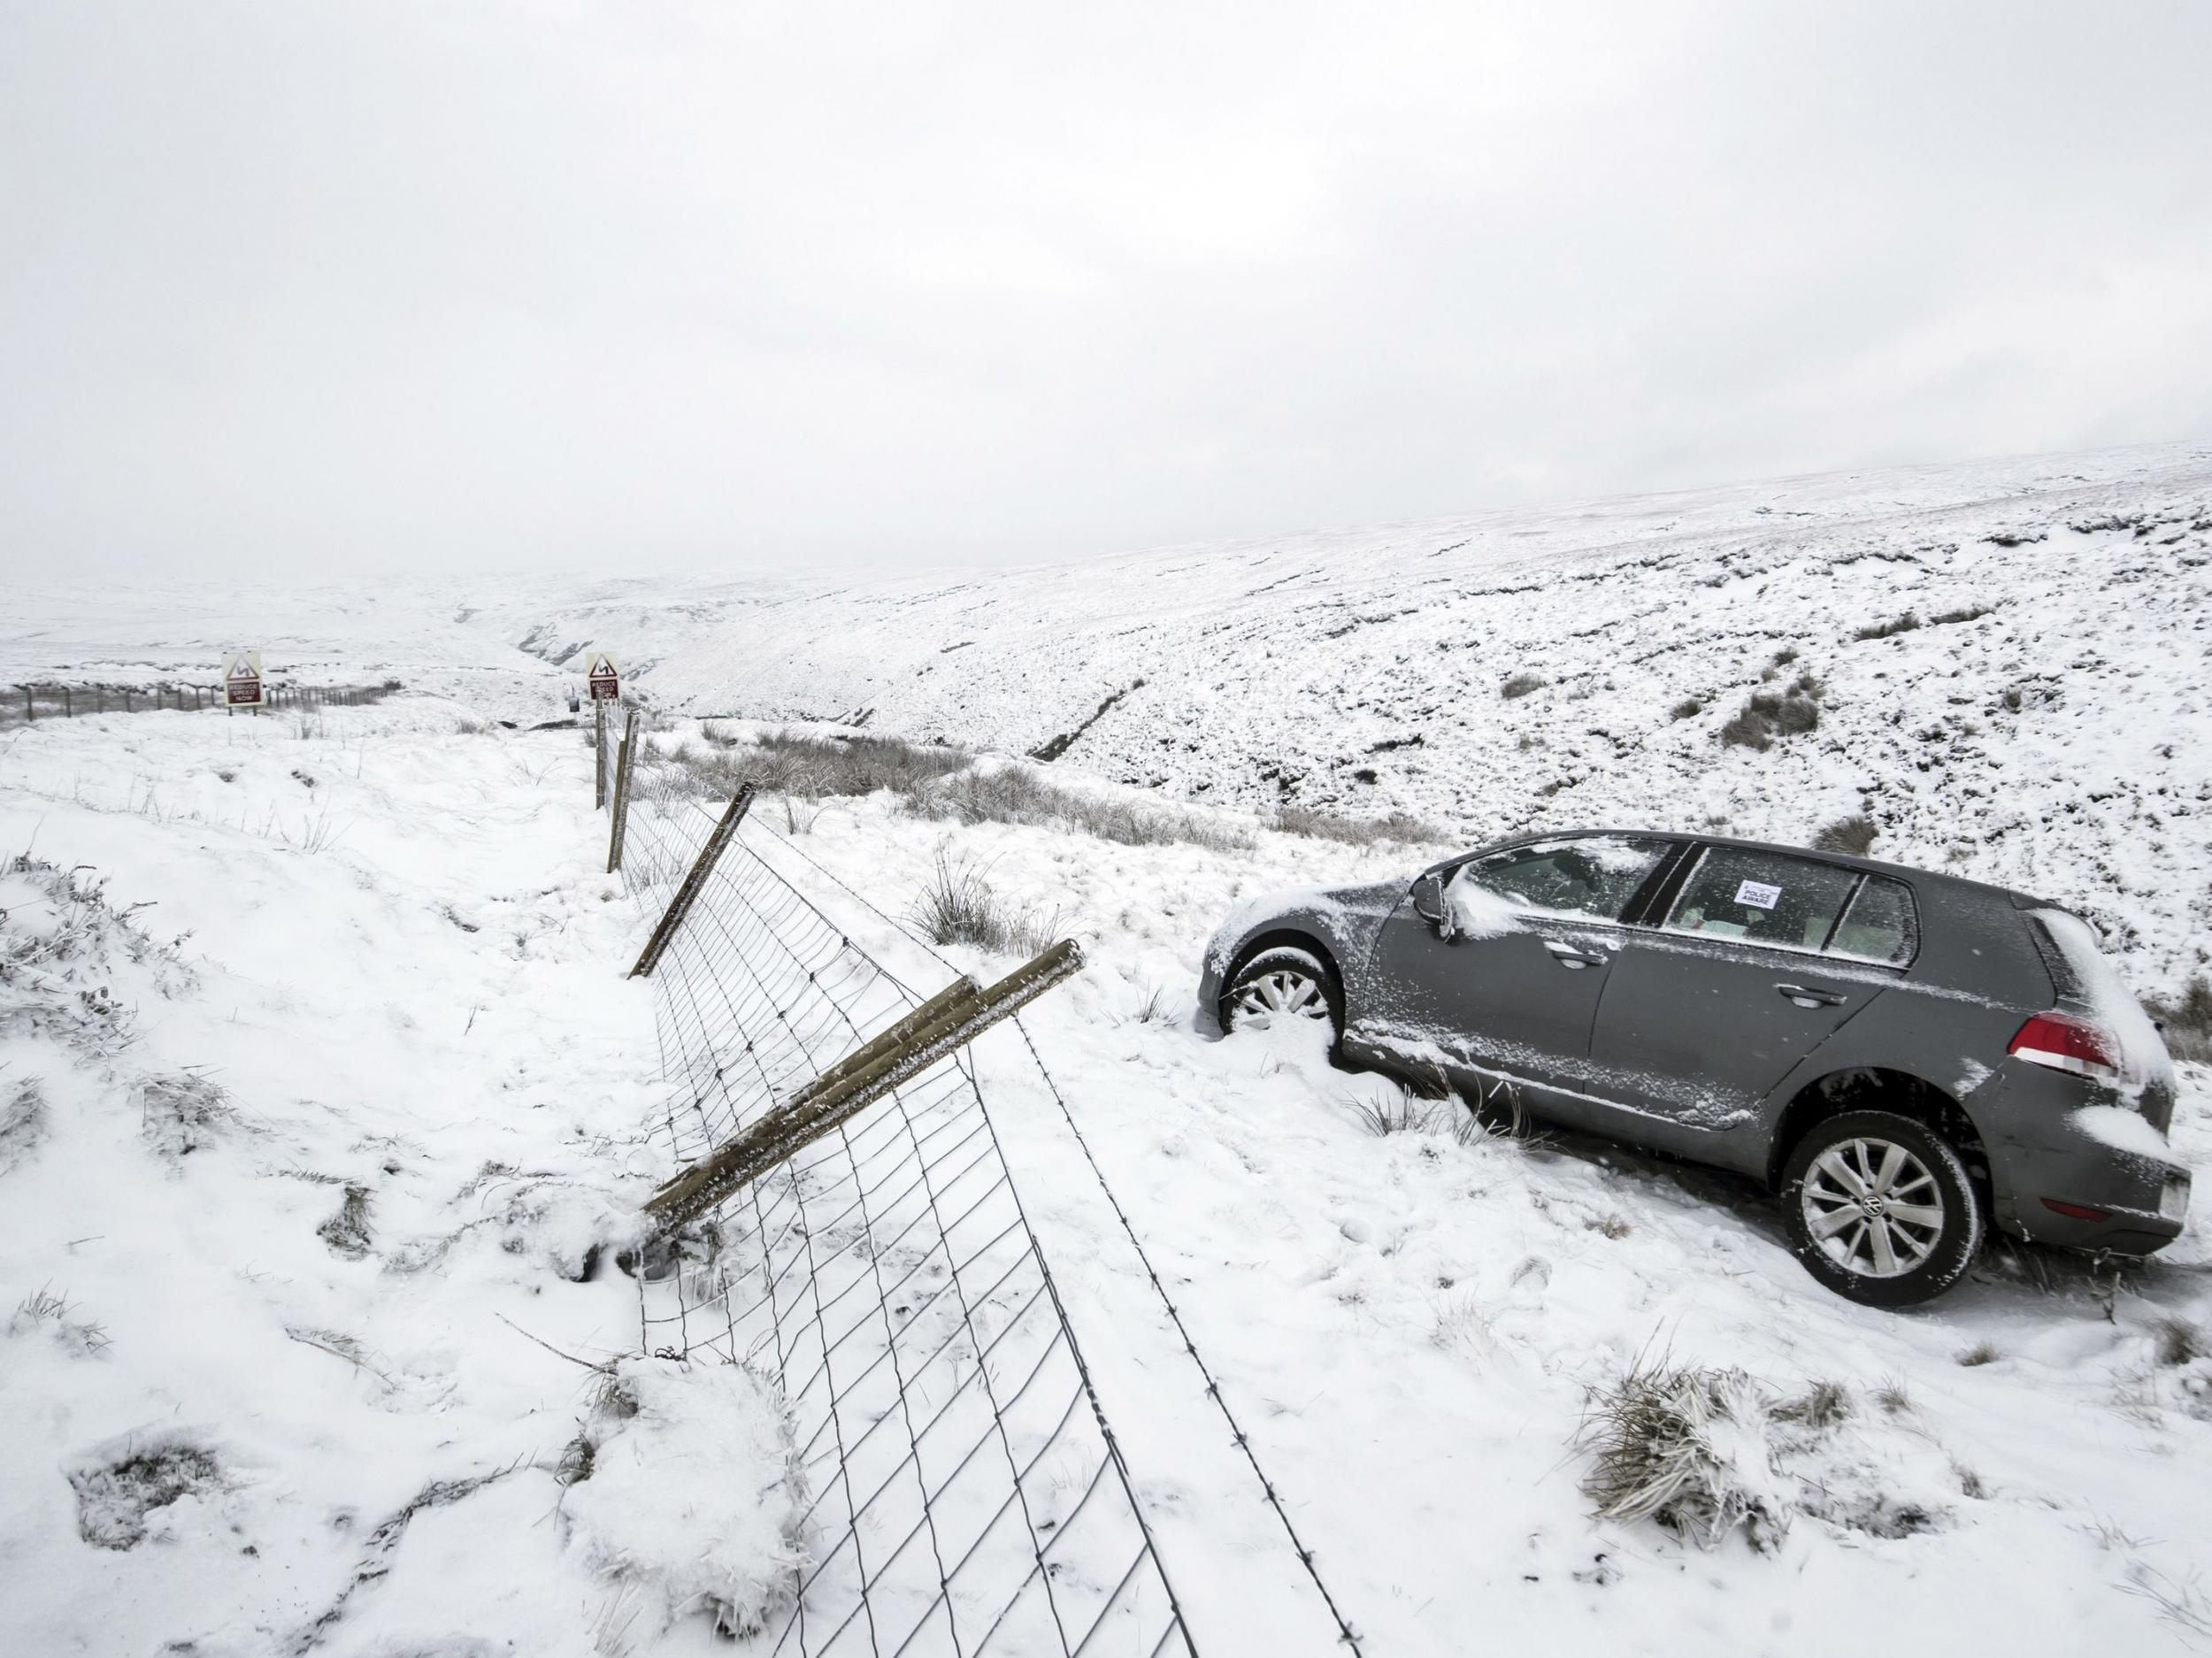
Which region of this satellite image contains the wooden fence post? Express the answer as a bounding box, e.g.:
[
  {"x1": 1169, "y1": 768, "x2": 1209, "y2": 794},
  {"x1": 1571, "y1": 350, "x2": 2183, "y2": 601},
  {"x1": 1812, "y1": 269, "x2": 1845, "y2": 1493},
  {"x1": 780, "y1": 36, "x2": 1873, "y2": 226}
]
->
[
  {"x1": 629, "y1": 786, "x2": 756, "y2": 978},
  {"x1": 605, "y1": 710, "x2": 640, "y2": 875},
  {"x1": 594, "y1": 700, "x2": 609, "y2": 809},
  {"x1": 22, "y1": 686, "x2": 33, "y2": 724}
]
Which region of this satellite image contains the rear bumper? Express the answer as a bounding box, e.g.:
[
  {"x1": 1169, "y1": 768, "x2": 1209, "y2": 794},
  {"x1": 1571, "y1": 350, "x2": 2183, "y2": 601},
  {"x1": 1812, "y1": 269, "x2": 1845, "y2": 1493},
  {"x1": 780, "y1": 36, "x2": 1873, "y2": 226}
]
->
[{"x1": 1984, "y1": 1067, "x2": 2191, "y2": 1256}]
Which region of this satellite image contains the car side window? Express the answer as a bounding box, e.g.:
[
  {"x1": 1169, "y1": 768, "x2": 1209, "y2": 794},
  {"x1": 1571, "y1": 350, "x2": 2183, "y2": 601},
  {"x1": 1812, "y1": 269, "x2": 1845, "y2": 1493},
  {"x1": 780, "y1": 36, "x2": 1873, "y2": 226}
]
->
[
  {"x1": 1663, "y1": 847, "x2": 1857, "y2": 951},
  {"x1": 1827, "y1": 873, "x2": 1917, "y2": 966},
  {"x1": 1458, "y1": 835, "x2": 1672, "y2": 925}
]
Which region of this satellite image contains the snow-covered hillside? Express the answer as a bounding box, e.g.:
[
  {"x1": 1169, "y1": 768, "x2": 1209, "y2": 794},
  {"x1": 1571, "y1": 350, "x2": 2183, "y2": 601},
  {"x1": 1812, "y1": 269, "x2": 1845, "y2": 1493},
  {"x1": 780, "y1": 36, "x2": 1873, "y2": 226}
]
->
[{"x1": 630, "y1": 442, "x2": 2212, "y2": 988}]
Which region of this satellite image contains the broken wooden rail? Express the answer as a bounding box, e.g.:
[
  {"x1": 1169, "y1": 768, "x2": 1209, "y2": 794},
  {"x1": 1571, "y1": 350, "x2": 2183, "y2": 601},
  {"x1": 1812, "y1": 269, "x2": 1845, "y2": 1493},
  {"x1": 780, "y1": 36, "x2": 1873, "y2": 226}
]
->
[
  {"x1": 629, "y1": 785, "x2": 756, "y2": 979},
  {"x1": 642, "y1": 939, "x2": 1085, "y2": 1236}
]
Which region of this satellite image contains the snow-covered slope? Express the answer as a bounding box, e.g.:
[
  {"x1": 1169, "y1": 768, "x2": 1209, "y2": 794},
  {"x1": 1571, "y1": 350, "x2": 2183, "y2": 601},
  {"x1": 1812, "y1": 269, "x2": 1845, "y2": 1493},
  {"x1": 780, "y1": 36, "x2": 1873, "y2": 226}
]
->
[
  {"x1": 8, "y1": 699, "x2": 2211, "y2": 1655},
  {"x1": 636, "y1": 442, "x2": 2212, "y2": 988}
]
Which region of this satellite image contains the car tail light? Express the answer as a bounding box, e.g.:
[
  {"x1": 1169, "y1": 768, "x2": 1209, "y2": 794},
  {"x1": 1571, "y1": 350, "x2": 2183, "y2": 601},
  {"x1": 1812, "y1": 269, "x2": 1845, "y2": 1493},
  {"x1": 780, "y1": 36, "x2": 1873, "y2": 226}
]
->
[
  {"x1": 2009, "y1": 1011, "x2": 2124, "y2": 1085},
  {"x1": 2039, "y1": 1197, "x2": 2111, "y2": 1223}
]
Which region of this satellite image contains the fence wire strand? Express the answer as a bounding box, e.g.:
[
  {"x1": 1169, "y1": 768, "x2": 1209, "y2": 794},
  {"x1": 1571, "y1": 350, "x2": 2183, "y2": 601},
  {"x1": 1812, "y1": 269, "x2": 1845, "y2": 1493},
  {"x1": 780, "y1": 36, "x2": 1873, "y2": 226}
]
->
[{"x1": 617, "y1": 757, "x2": 1196, "y2": 1658}]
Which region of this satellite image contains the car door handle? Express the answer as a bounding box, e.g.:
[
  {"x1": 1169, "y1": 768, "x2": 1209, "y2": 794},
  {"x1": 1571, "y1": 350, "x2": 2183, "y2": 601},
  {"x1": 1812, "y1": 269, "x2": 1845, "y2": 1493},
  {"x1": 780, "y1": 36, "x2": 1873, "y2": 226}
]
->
[
  {"x1": 1544, "y1": 940, "x2": 1607, "y2": 969},
  {"x1": 1777, "y1": 984, "x2": 1847, "y2": 1009}
]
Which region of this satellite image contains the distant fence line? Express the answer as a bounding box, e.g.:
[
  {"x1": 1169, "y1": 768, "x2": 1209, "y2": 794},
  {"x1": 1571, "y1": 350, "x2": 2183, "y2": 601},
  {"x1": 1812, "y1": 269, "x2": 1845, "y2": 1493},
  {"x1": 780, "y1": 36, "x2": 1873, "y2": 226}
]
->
[{"x1": 2, "y1": 679, "x2": 403, "y2": 726}]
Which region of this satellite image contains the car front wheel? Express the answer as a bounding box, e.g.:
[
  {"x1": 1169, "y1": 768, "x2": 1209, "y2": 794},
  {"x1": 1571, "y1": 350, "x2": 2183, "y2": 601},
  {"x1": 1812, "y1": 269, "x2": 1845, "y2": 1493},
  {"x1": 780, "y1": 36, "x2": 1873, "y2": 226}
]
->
[
  {"x1": 1223, "y1": 946, "x2": 1344, "y2": 1048},
  {"x1": 1780, "y1": 1109, "x2": 1984, "y2": 1308}
]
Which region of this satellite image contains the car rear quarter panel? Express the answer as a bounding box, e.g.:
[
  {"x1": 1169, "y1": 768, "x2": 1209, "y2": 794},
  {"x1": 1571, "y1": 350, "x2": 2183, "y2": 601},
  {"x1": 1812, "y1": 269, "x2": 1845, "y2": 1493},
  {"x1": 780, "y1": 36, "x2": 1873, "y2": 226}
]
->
[{"x1": 1750, "y1": 881, "x2": 2056, "y2": 1181}]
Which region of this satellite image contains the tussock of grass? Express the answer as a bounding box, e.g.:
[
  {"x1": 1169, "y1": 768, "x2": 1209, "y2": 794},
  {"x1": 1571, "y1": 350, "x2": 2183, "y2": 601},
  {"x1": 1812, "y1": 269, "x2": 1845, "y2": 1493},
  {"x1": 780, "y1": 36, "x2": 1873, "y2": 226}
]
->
[
  {"x1": 909, "y1": 764, "x2": 1255, "y2": 853},
  {"x1": 1810, "y1": 813, "x2": 1878, "y2": 856},
  {"x1": 1718, "y1": 672, "x2": 1823, "y2": 751},
  {"x1": 2145, "y1": 977, "x2": 2212, "y2": 1064},
  {"x1": 1578, "y1": 1361, "x2": 1786, "y2": 1549},
  {"x1": 910, "y1": 848, "x2": 1064, "y2": 956},
  {"x1": 1272, "y1": 804, "x2": 1449, "y2": 848},
  {"x1": 1500, "y1": 672, "x2": 1546, "y2": 700},
  {"x1": 1854, "y1": 613, "x2": 1923, "y2": 641}
]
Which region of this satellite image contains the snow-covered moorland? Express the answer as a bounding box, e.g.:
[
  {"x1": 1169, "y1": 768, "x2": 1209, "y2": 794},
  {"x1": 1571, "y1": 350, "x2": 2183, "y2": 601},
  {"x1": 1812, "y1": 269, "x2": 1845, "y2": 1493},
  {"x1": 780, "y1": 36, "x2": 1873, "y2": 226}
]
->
[
  {"x1": 626, "y1": 441, "x2": 2212, "y2": 993},
  {"x1": 3, "y1": 677, "x2": 2211, "y2": 1654},
  {"x1": 4, "y1": 441, "x2": 2211, "y2": 1653}
]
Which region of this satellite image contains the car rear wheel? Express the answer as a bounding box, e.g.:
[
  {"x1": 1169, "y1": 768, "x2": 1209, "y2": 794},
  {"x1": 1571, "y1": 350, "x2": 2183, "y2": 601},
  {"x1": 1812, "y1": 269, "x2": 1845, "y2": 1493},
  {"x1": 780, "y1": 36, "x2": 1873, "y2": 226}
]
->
[
  {"x1": 1781, "y1": 1110, "x2": 1984, "y2": 1308},
  {"x1": 1223, "y1": 946, "x2": 1344, "y2": 1049}
]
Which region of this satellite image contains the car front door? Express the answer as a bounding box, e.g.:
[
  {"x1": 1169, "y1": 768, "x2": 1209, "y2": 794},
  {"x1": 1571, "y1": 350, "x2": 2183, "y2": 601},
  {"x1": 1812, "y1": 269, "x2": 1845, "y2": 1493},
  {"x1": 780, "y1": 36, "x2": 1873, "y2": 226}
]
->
[
  {"x1": 1585, "y1": 844, "x2": 1889, "y2": 1166},
  {"x1": 1352, "y1": 834, "x2": 1679, "y2": 1111}
]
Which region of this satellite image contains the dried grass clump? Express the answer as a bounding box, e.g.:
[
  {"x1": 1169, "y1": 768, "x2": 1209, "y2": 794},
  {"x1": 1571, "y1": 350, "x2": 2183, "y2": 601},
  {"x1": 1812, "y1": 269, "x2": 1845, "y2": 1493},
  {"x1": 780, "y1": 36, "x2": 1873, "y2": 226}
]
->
[
  {"x1": 1578, "y1": 1361, "x2": 1787, "y2": 1550},
  {"x1": 69, "y1": 1436, "x2": 222, "y2": 1549},
  {"x1": 319, "y1": 1183, "x2": 376, "y2": 1260},
  {"x1": 2144, "y1": 977, "x2": 2212, "y2": 1064},
  {"x1": 910, "y1": 849, "x2": 1063, "y2": 956},
  {"x1": 1717, "y1": 673, "x2": 1823, "y2": 751},
  {"x1": 1273, "y1": 805, "x2": 1450, "y2": 848},
  {"x1": 1810, "y1": 813, "x2": 1878, "y2": 856},
  {"x1": 1854, "y1": 613, "x2": 1923, "y2": 641},
  {"x1": 0, "y1": 854, "x2": 195, "y2": 1052},
  {"x1": 1501, "y1": 672, "x2": 1546, "y2": 700},
  {"x1": 10, "y1": 1285, "x2": 111, "y2": 1356},
  {"x1": 653, "y1": 728, "x2": 970, "y2": 803},
  {"x1": 139, "y1": 1071, "x2": 241, "y2": 1161},
  {"x1": 0, "y1": 1078, "x2": 47, "y2": 1175},
  {"x1": 910, "y1": 764, "x2": 1254, "y2": 853}
]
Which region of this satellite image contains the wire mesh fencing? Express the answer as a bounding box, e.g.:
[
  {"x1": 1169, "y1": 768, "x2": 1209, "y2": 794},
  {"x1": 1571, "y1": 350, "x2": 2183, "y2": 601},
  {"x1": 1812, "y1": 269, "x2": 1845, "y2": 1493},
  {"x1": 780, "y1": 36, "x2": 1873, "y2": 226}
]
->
[{"x1": 616, "y1": 764, "x2": 1195, "y2": 1658}]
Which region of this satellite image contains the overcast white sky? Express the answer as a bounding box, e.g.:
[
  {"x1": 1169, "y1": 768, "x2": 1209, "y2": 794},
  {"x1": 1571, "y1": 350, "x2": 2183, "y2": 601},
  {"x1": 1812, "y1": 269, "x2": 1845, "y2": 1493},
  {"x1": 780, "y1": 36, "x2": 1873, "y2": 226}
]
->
[{"x1": 3, "y1": 1, "x2": 2208, "y2": 578}]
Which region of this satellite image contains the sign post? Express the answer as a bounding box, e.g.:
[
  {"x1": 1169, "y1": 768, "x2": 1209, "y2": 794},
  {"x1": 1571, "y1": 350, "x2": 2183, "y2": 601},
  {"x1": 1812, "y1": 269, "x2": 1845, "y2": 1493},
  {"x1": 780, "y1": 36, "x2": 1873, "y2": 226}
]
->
[
  {"x1": 586, "y1": 651, "x2": 620, "y2": 703},
  {"x1": 222, "y1": 650, "x2": 266, "y2": 713}
]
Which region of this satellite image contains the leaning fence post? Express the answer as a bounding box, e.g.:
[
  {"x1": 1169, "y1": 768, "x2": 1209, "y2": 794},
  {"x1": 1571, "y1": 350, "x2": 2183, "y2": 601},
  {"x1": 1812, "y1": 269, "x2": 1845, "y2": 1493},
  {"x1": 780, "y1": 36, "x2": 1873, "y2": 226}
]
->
[
  {"x1": 605, "y1": 710, "x2": 639, "y2": 875},
  {"x1": 594, "y1": 700, "x2": 609, "y2": 809},
  {"x1": 629, "y1": 786, "x2": 756, "y2": 978}
]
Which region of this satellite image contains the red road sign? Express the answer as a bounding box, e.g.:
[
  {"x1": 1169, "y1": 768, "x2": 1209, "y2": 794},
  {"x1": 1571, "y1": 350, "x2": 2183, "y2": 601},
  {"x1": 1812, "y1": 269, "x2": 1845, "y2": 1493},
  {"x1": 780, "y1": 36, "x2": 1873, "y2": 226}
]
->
[{"x1": 587, "y1": 651, "x2": 619, "y2": 702}]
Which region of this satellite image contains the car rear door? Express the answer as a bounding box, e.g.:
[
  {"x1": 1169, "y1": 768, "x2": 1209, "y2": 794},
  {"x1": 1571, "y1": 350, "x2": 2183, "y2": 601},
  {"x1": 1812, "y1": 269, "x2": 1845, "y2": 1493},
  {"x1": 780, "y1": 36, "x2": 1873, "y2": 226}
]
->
[
  {"x1": 1353, "y1": 834, "x2": 1678, "y2": 1108},
  {"x1": 1586, "y1": 843, "x2": 1895, "y2": 1164}
]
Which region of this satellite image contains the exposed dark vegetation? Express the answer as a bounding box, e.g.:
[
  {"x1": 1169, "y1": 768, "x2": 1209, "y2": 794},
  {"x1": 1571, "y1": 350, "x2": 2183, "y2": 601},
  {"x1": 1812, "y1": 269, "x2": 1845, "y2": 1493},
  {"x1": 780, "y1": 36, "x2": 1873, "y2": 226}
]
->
[
  {"x1": 1854, "y1": 613, "x2": 1923, "y2": 641},
  {"x1": 910, "y1": 848, "x2": 1063, "y2": 956},
  {"x1": 69, "y1": 1439, "x2": 222, "y2": 1549},
  {"x1": 1274, "y1": 805, "x2": 1449, "y2": 848},
  {"x1": 1810, "y1": 813, "x2": 1878, "y2": 857},
  {"x1": 915, "y1": 764, "x2": 1256, "y2": 852},
  {"x1": 2145, "y1": 976, "x2": 2212, "y2": 1064},
  {"x1": 1669, "y1": 697, "x2": 1703, "y2": 721},
  {"x1": 1717, "y1": 673, "x2": 1824, "y2": 751},
  {"x1": 318, "y1": 1183, "x2": 375, "y2": 1260},
  {"x1": 1500, "y1": 672, "x2": 1546, "y2": 700}
]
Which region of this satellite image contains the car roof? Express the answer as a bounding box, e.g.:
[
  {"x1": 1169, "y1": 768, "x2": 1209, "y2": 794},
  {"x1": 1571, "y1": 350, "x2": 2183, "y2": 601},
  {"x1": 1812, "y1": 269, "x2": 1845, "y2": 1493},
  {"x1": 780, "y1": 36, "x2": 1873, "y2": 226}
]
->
[{"x1": 1468, "y1": 826, "x2": 2047, "y2": 910}]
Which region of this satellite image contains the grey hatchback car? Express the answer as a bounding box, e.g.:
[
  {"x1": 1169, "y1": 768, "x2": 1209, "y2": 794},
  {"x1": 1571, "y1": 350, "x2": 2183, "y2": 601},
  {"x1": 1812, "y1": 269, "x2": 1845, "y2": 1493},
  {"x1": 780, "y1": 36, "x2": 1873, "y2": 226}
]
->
[{"x1": 1199, "y1": 830, "x2": 2190, "y2": 1305}]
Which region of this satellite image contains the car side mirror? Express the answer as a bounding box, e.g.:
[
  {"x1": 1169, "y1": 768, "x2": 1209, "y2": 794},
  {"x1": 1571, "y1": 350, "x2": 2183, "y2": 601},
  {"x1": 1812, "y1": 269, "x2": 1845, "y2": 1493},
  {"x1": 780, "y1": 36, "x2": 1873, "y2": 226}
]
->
[{"x1": 1411, "y1": 872, "x2": 1455, "y2": 938}]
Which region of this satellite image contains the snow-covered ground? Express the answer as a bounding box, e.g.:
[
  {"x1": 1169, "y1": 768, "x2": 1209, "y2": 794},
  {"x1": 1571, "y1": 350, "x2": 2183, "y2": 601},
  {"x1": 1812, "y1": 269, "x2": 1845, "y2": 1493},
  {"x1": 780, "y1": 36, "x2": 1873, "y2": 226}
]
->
[
  {"x1": 0, "y1": 700, "x2": 675, "y2": 1654},
  {"x1": 5, "y1": 687, "x2": 2212, "y2": 1654},
  {"x1": 5, "y1": 441, "x2": 2212, "y2": 1652}
]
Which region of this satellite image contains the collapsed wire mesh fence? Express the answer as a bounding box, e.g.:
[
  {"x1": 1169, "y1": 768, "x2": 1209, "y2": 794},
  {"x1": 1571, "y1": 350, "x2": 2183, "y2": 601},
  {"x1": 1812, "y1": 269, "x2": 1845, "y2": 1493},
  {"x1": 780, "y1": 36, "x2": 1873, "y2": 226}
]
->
[
  {"x1": 704, "y1": 777, "x2": 1369, "y2": 1656},
  {"x1": 617, "y1": 758, "x2": 1195, "y2": 1658}
]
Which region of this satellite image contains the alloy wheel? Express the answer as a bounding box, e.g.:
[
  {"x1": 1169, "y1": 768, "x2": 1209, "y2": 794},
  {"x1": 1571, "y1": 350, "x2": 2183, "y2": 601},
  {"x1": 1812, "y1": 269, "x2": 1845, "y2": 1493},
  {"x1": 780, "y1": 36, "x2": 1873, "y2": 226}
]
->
[
  {"x1": 1799, "y1": 1136, "x2": 1947, "y2": 1278},
  {"x1": 1231, "y1": 967, "x2": 1331, "y2": 1029}
]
